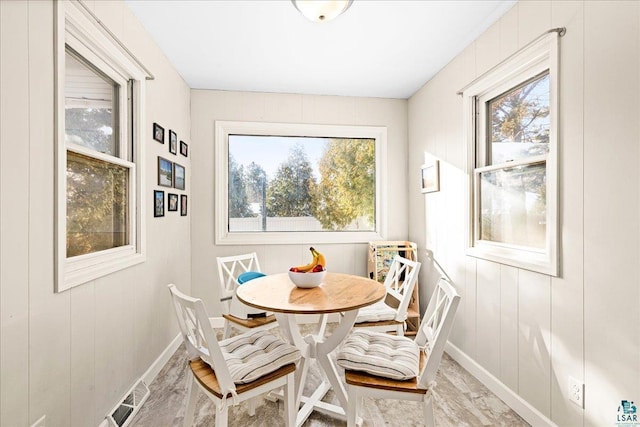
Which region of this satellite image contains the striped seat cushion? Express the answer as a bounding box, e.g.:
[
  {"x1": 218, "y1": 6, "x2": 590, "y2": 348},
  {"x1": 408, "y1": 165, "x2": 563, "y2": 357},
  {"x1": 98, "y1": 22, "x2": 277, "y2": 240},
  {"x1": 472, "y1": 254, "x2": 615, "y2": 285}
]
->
[
  {"x1": 355, "y1": 300, "x2": 398, "y2": 323},
  {"x1": 337, "y1": 329, "x2": 420, "y2": 380},
  {"x1": 219, "y1": 330, "x2": 301, "y2": 384}
]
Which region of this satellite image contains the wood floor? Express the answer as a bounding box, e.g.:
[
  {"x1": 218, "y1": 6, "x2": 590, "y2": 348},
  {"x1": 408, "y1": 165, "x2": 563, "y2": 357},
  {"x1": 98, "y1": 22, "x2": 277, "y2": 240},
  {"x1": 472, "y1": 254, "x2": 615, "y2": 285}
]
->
[{"x1": 131, "y1": 325, "x2": 529, "y2": 426}]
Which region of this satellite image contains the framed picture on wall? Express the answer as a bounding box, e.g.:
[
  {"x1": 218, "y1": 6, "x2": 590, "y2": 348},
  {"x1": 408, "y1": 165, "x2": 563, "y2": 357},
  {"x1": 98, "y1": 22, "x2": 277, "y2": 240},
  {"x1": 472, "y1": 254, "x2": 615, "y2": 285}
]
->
[
  {"x1": 153, "y1": 123, "x2": 164, "y2": 143},
  {"x1": 158, "y1": 157, "x2": 173, "y2": 187},
  {"x1": 168, "y1": 193, "x2": 179, "y2": 211},
  {"x1": 169, "y1": 130, "x2": 177, "y2": 154},
  {"x1": 180, "y1": 141, "x2": 188, "y2": 157},
  {"x1": 180, "y1": 194, "x2": 188, "y2": 216},
  {"x1": 173, "y1": 162, "x2": 185, "y2": 190},
  {"x1": 154, "y1": 190, "x2": 164, "y2": 217},
  {"x1": 421, "y1": 160, "x2": 440, "y2": 193}
]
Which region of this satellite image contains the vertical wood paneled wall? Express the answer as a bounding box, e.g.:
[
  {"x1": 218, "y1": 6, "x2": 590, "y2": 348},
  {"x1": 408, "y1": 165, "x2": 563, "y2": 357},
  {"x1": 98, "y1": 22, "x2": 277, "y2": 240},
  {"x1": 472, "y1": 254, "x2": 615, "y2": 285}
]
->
[
  {"x1": 0, "y1": 1, "x2": 192, "y2": 425},
  {"x1": 189, "y1": 91, "x2": 409, "y2": 316},
  {"x1": 408, "y1": 2, "x2": 640, "y2": 426}
]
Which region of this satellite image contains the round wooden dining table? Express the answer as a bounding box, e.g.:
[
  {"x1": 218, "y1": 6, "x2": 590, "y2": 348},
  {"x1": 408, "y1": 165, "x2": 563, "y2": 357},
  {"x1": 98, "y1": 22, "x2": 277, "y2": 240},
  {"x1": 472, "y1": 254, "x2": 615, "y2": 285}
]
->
[{"x1": 236, "y1": 272, "x2": 385, "y2": 427}]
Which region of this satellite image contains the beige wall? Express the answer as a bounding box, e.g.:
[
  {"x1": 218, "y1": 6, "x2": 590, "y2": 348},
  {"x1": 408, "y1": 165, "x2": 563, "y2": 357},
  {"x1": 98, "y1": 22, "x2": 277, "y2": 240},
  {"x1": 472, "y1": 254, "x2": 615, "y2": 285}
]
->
[
  {"x1": 0, "y1": 1, "x2": 191, "y2": 425},
  {"x1": 190, "y1": 90, "x2": 408, "y2": 315},
  {"x1": 408, "y1": 1, "x2": 639, "y2": 426}
]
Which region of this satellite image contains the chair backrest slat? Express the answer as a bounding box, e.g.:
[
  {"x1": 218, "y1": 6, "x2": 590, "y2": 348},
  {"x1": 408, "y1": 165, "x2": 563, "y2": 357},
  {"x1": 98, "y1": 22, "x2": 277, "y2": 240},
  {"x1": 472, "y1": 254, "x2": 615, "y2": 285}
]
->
[
  {"x1": 383, "y1": 255, "x2": 421, "y2": 322},
  {"x1": 168, "y1": 284, "x2": 236, "y2": 394},
  {"x1": 415, "y1": 277, "x2": 460, "y2": 388},
  {"x1": 217, "y1": 253, "x2": 261, "y2": 300}
]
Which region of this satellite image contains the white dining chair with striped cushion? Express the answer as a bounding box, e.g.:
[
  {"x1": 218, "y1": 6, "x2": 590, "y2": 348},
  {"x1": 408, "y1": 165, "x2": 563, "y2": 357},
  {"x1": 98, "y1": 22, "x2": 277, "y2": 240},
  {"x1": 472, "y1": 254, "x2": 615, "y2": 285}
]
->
[
  {"x1": 216, "y1": 253, "x2": 278, "y2": 339},
  {"x1": 337, "y1": 277, "x2": 460, "y2": 427},
  {"x1": 354, "y1": 255, "x2": 421, "y2": 336},
  {"x1": 168, "y1": 284, "x2": 300, "y2": 427}
]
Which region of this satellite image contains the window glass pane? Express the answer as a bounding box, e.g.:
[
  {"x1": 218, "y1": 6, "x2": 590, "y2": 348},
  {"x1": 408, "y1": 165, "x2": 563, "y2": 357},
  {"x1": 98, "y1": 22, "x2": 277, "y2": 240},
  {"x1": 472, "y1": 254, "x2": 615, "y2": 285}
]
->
[
  {"x1": 67, "y1": 151, "x2": 129, "y2": 257},
  {"x1": 479, "y1": 162, "x2": 546, "y2": 249},
  {"x1": 65, "y1": 50, "x2": 118, "y2": 156},
  {"x1": 488, "y1": 72, "x2": 549, "y2": 164},
  {"x1": 228, "y1": 135, "x2": 375, "y2": 232}
]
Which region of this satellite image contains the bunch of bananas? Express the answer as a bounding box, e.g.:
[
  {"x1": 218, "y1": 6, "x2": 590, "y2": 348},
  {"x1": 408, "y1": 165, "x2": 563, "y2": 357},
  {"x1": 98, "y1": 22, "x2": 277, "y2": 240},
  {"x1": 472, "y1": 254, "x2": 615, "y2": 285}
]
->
[{"x1": 289, "y1": 247, "x2": 326, "y2": 273}]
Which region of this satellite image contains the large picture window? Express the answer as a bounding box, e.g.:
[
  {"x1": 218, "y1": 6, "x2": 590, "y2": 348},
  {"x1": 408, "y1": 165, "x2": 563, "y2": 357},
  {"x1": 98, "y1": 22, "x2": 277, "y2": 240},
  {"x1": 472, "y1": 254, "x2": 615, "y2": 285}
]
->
[
  {"x1": 56, "y1": 1, "x2": 147, "y2": 291},
  {"x1": 215, "y1": 122, "x2": 387, "y2": 245},
  {"x1": 463, "y1": 31, "x2": 560, "y2": 276}
]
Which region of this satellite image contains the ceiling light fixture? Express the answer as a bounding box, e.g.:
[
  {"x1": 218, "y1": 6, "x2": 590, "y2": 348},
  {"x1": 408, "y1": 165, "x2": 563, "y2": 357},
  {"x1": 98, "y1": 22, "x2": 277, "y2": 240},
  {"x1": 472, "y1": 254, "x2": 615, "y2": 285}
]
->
[{"x1": 291, "y1": 0, "x2": 353, "y2": 23}]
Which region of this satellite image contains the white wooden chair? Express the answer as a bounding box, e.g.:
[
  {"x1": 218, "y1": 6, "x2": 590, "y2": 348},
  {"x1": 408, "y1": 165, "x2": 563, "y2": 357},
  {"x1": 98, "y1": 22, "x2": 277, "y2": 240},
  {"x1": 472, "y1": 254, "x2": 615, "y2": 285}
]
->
[
  {"x1": 354, "y1": 255, "x2": 421, "y2": 336},
  {"x1": 338, "y1": 277, "x2": 460, "y2": 427},
  {"x1": 168, "y1": 284, "x2": 300, "y2": 427},
  {"x1": 216, "y1": 253, "x2": 278, "y2": 339}
]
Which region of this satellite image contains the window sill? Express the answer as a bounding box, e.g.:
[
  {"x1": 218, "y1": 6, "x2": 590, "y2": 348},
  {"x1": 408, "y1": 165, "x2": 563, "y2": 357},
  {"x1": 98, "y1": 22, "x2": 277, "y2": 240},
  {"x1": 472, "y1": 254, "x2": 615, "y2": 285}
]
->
[
  {"x1": 466, "y1": 244, "x2": 558, "y2": 277},
  {"x1": 58, "y1": 251, "x2": 146, "y2": 292},
  {"x1": 216, "y1": 230, "x2": 384, "y2": 246}
]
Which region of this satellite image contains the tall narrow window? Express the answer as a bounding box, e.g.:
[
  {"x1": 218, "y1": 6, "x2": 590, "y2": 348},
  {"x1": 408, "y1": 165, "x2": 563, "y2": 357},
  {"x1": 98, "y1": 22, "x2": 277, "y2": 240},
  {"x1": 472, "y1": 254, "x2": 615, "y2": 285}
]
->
[
  {"x1": 463, "y1": 31, "x2": 559, "y2": 276},
  {"x1": 57, "y1": 1, "x2": 147, "y2": 291},
  {"x1": 65, "y1": 50, "x2": 131, "y2": 257}
]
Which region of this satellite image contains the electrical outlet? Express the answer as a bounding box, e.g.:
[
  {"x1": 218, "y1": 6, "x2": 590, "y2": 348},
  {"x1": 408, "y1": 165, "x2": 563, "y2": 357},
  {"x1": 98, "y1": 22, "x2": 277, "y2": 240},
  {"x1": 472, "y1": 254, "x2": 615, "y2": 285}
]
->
[
  {"x1": 569, "y1": 377, "x2": 584, "y2": 408},
  {"x1": 31, "y1": 415, "x2": 46, "y2": 427}
]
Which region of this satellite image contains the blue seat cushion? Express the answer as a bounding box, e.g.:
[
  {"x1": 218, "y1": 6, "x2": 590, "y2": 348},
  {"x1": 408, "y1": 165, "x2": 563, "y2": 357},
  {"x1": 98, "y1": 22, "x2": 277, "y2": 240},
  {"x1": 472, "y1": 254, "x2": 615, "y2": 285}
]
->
[{"x1": 237, "y1": 271, "x2": 266, "y2": 284}]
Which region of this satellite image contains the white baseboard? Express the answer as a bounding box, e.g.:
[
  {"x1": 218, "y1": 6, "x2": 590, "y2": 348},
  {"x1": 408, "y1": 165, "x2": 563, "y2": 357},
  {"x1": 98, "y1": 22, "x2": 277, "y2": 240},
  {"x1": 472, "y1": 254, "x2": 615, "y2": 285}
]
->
[
  {"x1": 142, "y1": 333, "x2": 182, "y2": 385},
  {"x1": 445, "y1": 341, "x2": 557, "y2": 427}
]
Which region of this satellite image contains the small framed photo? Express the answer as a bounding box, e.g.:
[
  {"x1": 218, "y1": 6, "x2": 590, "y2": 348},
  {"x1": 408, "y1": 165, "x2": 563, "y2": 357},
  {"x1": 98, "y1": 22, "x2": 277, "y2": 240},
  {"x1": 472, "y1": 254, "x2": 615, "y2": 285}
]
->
[
  {"x1": 180, "y1": 141, "x2": 188, "y2": 157},
  {"x1": 158, "y1": 156, "x2": 173, "y2": 188},
  {"x1": 168, "y1": 193, "x2": 179, "y2": 211},
  {"x1": 153, "y1": 123, "x2": 164, "y2": 144},
  {"x1": 180, "y1": 194, "x2": 188, "y2": 216},
  {"x1": 154, "y1": 190, "x2": 164, "y2": 217},
  {"x1": 421, "y1": 160, "x2": 440, "y2": 193},
  {"x1": 173, "y1": 162, "x2": 185, "y2": 190},
  {"x1": 169, "y1": 130, "x2": 177, "y2": 155}
]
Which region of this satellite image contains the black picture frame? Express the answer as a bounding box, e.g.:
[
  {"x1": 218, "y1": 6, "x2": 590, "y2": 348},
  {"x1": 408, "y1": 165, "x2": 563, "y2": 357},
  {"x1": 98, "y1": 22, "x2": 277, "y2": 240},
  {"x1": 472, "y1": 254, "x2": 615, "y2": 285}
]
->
[
  {"x1": 158, "y1": 156, "x2": 173, "y2": 188},
  {"x1": 154, "y1": 190, "x2": 164, "y2": 217},
  {"x1": 169, "y1": 130, "x2": 177, "y2": 155},
  {"x1": 173, "y1": 162, "x2": 185, "y2": 190},
  {"x1": 180, "y1": 194, "x2": 188, "y2": 216},
  {"x1": 153, "y1": 123, "x2": 164, "y2": 143},
  {"x1": 180, "y1": 141, "x2": 188, "y2": 157},
  {"x1": 168, "y1": 193, "x2": 179, "y2": 211}
]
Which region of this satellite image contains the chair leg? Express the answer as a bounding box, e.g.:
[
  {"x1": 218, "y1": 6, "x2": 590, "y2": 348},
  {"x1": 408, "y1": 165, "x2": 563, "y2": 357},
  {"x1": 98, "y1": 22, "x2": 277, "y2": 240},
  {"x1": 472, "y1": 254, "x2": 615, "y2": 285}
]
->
[
  {"x1": 347, "y1": 385, "x2": 359, "y2": 427},
  {"x1": 183, "y1": 372, "x2": 198, "y2": 427},
  {"x1": 424, "y1": 394, "x2": 435, "y2": 427},
  {"x1": 396, "y1": 322, "x2": 404, "y2": 336},
  {"x1": 247, "y1": 396, "x2": 258, "y2": 416},
  {"x1": 215, "y1": 401, "x2": 229, "y2": 427},
  {"x1": 222, "y1": 320, "x2": 233, "y2": 339},
  {"x1": 284, "y1": 372, "x2": 295, "y2": 427}
]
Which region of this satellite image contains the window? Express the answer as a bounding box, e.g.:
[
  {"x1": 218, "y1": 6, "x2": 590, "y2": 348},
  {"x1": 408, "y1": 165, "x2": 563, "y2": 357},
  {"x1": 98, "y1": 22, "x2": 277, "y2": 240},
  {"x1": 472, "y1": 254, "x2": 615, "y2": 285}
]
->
[
  {"x1": 56, "y1": 1, "x2": 147, "y2": 291},
  {"x1": 463, "y1": 32, "x2": 559, "y2": 276},
  {"x1": 215, "y1": 121, "x2": 387, "y2": 245}
]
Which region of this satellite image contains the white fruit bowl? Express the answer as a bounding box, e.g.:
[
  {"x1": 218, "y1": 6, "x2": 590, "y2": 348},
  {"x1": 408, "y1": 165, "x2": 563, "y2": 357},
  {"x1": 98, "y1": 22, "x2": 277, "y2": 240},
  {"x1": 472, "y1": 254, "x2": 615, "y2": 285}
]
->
[{"x1": 288, "y1": 269, "x2": 327, "y2": 288}]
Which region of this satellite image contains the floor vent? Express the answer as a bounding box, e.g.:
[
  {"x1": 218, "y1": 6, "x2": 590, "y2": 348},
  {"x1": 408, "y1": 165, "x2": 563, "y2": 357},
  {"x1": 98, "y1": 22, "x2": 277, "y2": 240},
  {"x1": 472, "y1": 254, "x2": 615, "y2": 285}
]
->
[{"x1": 107, "y1": 379, "x2": 150, "y2": 427}]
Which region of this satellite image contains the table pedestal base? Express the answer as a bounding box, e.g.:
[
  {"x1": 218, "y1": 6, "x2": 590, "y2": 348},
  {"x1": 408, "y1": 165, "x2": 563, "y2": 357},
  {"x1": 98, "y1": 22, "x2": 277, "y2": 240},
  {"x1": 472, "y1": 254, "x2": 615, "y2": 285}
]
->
[
  {"x1": 268, "y1": 379, "x2": 347, "y2": 426},
  {"x1": 272, "y1": 312, "x2": 360, "y2": 427}
]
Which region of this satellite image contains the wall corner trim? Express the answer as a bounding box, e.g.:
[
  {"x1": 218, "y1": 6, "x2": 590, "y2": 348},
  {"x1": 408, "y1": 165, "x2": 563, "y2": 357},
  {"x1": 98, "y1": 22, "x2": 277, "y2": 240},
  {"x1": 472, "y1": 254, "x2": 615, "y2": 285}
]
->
[{"x1": 445, "y1": 341, "x2": 558, "y2": 427}]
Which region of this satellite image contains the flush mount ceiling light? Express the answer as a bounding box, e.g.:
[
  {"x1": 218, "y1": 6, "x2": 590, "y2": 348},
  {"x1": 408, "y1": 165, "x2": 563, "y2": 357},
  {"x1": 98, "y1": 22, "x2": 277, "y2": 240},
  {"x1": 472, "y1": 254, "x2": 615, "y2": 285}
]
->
[{"x1": 291, "y1": 0, "x2": 353, "y2": 23}]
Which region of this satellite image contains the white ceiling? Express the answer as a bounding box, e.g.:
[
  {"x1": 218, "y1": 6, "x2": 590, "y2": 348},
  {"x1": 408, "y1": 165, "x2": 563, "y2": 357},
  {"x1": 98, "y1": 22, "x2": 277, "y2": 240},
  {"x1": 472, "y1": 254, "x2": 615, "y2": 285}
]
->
[{"x1": 126, "y1": 0, "x2": 515, "y2": 99}]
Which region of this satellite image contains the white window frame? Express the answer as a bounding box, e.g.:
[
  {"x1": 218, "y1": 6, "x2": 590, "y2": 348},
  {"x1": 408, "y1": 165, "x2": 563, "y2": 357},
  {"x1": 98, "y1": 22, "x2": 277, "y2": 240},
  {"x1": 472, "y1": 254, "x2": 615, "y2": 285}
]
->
[
  {"x1": 55, "y1": 1, "x2": 147, "y2": 292},
  {"x1": 462, "y1": 32, "x2": 559, "y2": 276},
  {"x1": 214, "y1": 121, "x2": 388, "y2": 245}
]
